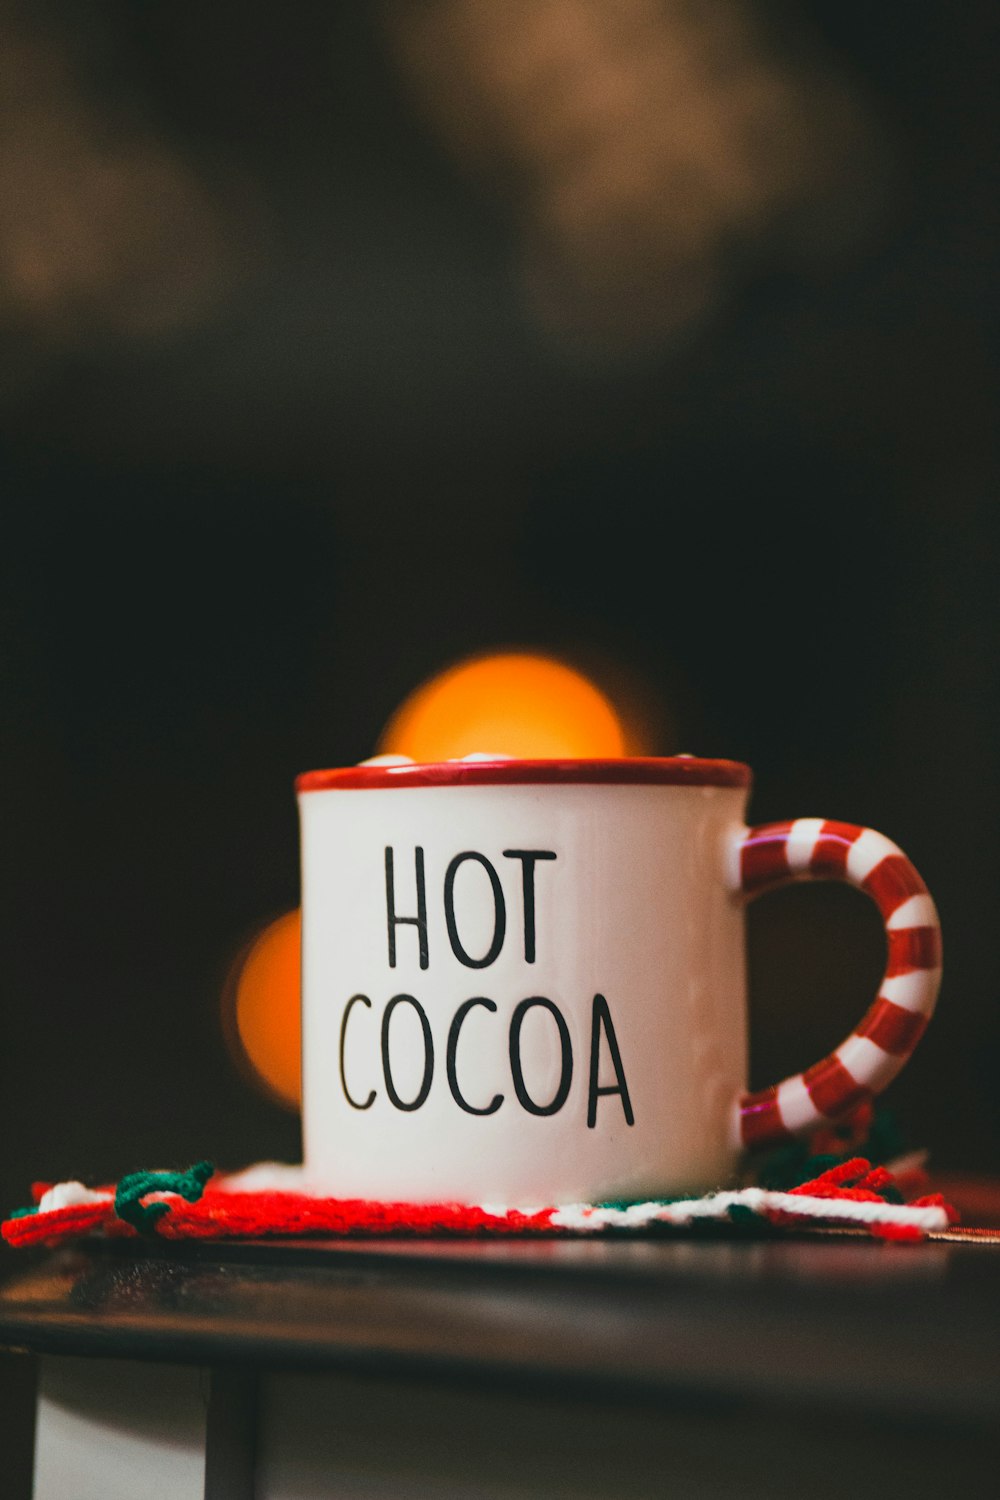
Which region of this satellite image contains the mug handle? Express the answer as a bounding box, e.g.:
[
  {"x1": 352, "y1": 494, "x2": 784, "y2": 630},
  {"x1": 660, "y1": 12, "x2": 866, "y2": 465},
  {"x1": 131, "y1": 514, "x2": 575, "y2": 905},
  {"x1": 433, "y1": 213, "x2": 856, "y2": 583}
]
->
[{"x1": 728, "y1": 819, "x2": 942, "y2": 1150}]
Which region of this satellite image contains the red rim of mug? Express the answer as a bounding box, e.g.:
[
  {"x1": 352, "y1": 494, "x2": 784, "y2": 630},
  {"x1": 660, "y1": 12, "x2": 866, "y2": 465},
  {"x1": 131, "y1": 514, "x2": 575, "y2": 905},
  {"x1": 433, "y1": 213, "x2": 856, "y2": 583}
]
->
[{"x1": 295, "y1": 757, "x2": 751, "y2": 792}]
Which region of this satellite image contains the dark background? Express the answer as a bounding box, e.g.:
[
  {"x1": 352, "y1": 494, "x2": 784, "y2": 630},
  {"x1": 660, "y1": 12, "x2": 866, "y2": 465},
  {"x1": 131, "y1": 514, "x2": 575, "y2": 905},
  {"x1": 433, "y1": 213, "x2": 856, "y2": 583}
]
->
[{"x1": 0, "y1": 0, "x2": 997, "y2": 1229}]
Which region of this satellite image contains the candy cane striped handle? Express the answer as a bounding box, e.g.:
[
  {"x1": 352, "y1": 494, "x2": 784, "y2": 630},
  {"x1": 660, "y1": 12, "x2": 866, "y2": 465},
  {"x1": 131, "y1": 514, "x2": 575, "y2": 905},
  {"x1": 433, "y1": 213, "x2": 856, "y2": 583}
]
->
[{"x1": 730, "y1": 819, "x2": 942, "y2": 1150}]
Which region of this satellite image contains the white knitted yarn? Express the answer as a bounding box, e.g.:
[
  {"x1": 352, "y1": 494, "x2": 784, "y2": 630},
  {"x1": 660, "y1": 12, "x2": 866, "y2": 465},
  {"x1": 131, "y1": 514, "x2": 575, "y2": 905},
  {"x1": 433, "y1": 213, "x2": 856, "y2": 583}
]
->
[
  {"x1": 551, "y1": 1189, "x2": 949, "y2": 1234},
  {"x1": 37, "y1": 1182, "x2": 112, "y2": 1214}
]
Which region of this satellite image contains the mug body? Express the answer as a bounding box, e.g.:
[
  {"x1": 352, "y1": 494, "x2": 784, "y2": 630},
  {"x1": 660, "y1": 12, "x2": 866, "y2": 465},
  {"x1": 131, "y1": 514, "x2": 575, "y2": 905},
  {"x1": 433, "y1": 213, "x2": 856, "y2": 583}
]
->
[{"x1": 298, "y1": 758, "x2": 750, "y2": 1204}]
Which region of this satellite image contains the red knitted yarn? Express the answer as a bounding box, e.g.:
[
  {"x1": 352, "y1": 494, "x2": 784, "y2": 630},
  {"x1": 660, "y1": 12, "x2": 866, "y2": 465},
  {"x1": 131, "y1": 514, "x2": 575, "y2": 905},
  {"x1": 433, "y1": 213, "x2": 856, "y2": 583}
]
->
[
  {"x1": 3, "y1": 1200, "x2": 113, "y2": 1249},
  {"x1": 155, "y1": 1193, "x2": 557, "y2": 1239}
]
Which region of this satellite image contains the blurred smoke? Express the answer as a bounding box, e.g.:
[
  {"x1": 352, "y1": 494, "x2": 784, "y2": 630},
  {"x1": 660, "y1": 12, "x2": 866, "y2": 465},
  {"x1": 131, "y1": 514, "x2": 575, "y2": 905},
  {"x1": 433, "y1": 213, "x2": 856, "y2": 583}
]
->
[
  {"x1": 0, "y1": 2, "x2": 260, "y2": 391},
  {"x1": 383, "y1": 0, "x2": 889, "y2": 361}
]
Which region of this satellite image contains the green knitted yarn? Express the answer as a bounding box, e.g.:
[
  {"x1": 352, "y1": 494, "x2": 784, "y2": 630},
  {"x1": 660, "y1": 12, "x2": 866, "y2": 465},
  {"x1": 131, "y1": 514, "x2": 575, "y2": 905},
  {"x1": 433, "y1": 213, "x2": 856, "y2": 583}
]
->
[
  {"x1": 115, "y1": 1160, "x2": 215, "y2": 1235},
  {"x1": 725, "y1": 1204, "x2": 761, "y2": 1227},
  {"x1": 753, "y1": 1108, "x2": 908, "y2": 1192},
  {"x1": 597, "y1": 1197, "x2": 684, "y2": 1211}
]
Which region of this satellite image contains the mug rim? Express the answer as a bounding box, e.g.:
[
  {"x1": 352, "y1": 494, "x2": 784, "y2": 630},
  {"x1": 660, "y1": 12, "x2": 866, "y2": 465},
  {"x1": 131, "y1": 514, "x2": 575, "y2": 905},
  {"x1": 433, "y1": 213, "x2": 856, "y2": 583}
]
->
[{"x1": 296, "y1": 756, "x2": 751, "y2": 792}]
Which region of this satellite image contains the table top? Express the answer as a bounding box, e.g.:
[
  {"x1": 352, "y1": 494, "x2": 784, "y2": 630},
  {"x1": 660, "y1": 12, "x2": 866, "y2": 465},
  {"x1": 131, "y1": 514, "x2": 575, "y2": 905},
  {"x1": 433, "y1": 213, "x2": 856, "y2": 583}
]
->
[{"x1": 2, "y1": 1216, "x2": 1000, "y2": 1426}]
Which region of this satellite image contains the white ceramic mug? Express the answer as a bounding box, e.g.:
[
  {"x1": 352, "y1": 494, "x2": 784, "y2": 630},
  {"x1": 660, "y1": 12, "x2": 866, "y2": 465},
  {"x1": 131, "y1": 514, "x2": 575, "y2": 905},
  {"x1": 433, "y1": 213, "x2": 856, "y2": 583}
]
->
[{"x1": 297, "y1": 757, "x2": 941, "y2": 1205}]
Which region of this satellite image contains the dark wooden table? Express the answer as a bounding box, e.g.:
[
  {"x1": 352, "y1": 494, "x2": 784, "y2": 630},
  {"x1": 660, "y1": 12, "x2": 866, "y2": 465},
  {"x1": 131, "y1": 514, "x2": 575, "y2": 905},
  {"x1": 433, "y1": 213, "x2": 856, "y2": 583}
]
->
[{"x1": 2, "y1": 1210, "x2": 1000, "y2": 1499}]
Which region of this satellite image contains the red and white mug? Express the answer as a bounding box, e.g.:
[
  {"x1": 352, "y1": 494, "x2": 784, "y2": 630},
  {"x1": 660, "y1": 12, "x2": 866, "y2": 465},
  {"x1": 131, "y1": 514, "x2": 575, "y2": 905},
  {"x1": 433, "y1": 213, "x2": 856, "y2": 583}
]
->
[{"x1": 297, "y1": 757, "x2": 941, "y2": 1204}]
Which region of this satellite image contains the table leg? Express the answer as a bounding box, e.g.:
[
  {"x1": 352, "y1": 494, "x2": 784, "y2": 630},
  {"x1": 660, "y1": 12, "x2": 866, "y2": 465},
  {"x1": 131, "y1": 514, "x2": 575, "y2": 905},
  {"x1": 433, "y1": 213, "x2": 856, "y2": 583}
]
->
[{"x1": 33, "y1": 1356, "x2": 255, "y2": 1500}]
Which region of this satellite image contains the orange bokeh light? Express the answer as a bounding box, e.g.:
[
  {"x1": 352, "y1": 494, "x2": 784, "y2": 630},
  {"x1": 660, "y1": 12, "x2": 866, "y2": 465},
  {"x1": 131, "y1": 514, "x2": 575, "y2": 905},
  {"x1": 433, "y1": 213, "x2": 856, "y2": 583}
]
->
[
  {"x1": 379, "y1": 651, "x2": 632, "y2": 760},
  {"x1": 228, "y1": 651, "x2": 651, "y2": 1108},
  {"x1": 229, "y1": 908, "x2": 301, "y2": 1109}
]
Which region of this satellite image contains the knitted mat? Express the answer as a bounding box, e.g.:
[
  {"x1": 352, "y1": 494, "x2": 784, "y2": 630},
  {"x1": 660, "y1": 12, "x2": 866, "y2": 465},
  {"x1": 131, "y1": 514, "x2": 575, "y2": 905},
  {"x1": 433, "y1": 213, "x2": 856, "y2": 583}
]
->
[
  {"x1": 1, "y1": 1156, "x2": 958, "y2": 1249},
  {"x1": 3, "y1": 1096, "x2": 969, "y2": 1254}
]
